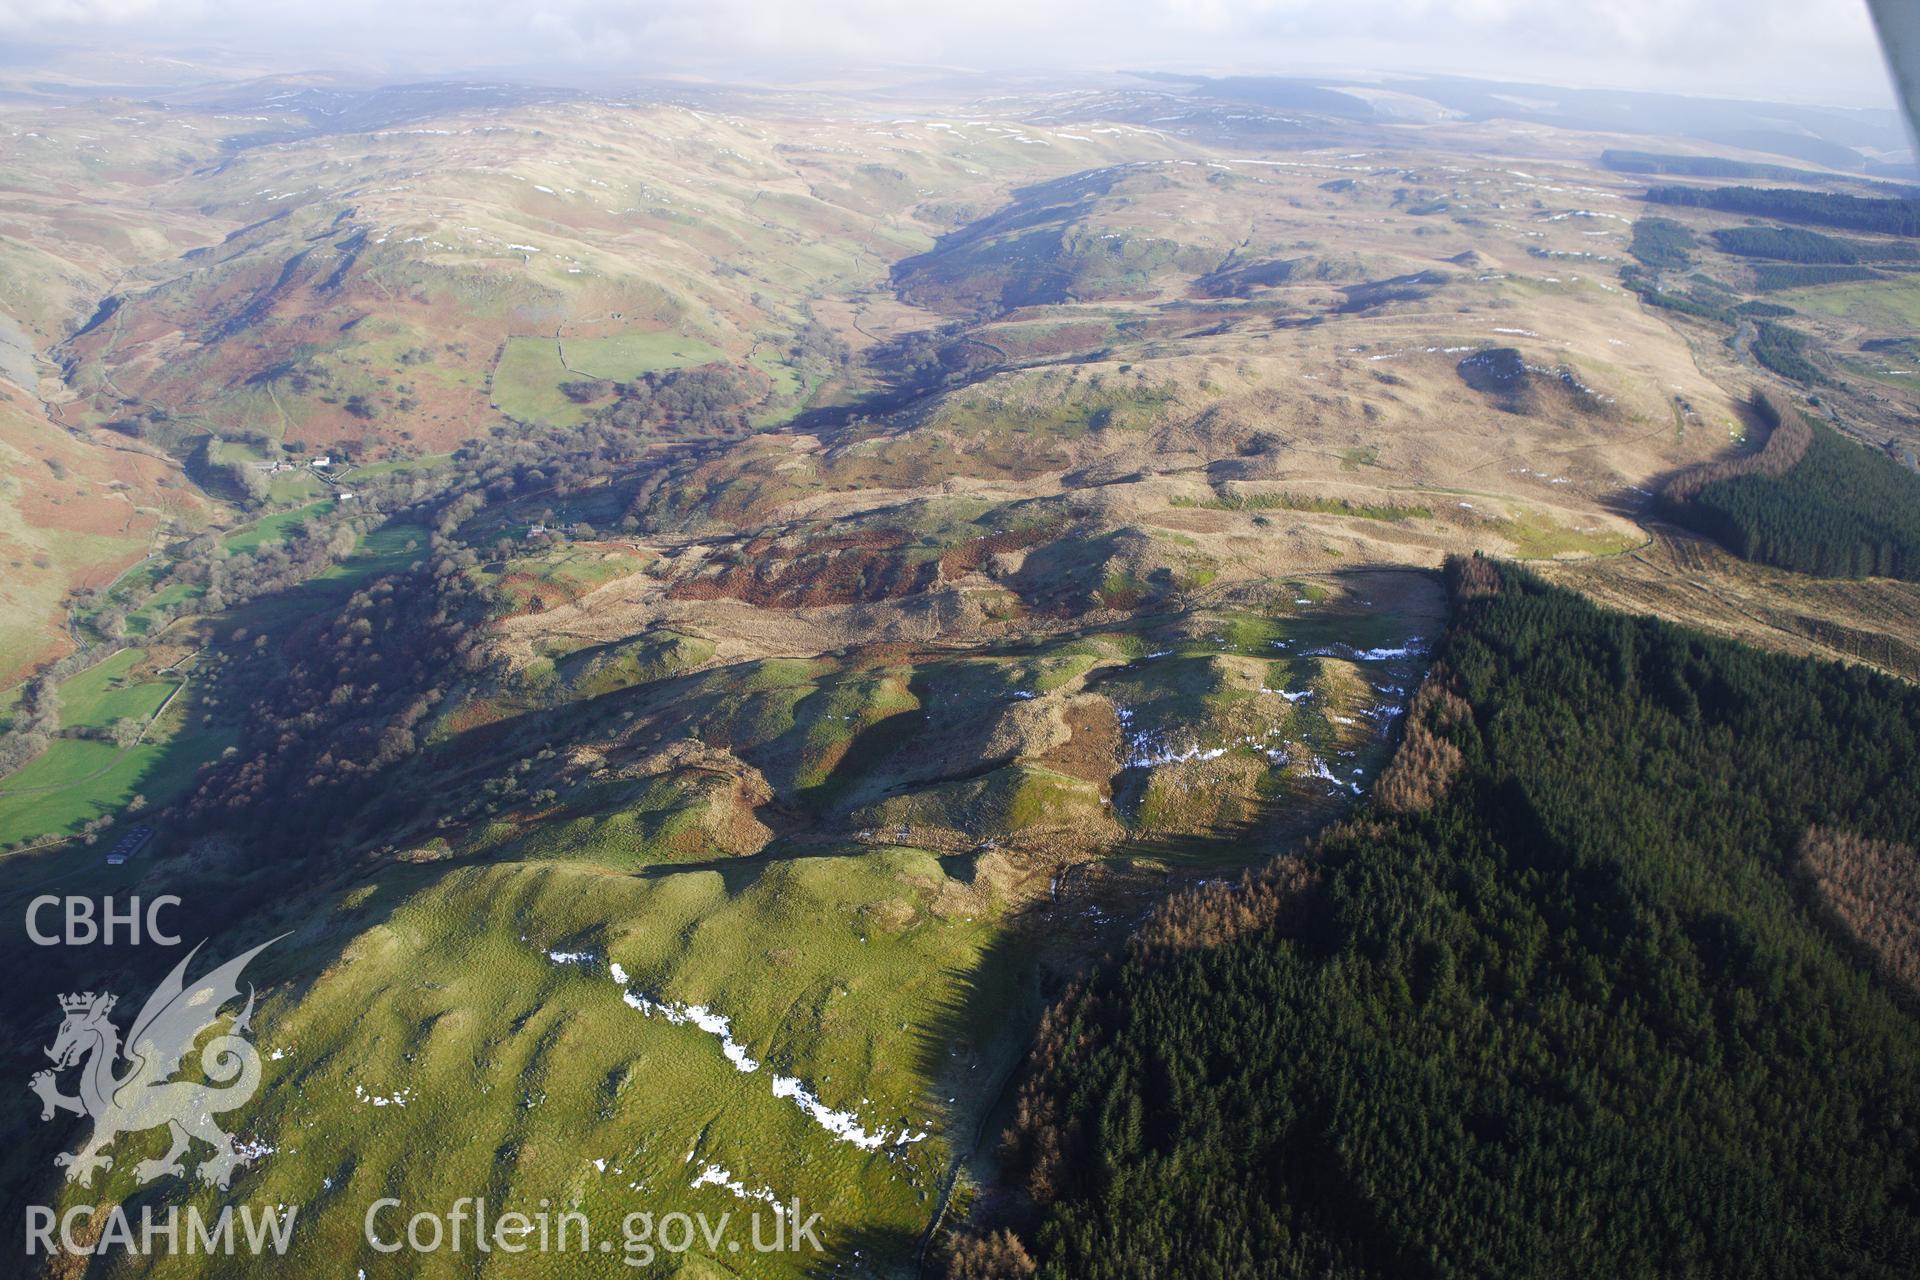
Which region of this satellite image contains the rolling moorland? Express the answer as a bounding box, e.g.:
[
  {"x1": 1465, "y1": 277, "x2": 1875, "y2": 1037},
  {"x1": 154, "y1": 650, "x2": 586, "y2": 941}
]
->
[{"x1": 1, "y1": 61, "x2": 1918, "y2": 1278}]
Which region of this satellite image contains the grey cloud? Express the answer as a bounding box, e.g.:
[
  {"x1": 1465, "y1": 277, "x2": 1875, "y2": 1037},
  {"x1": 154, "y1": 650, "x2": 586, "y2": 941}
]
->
[{"x1": 0, "y1": 0, "x2": 1895, "y2": 108}]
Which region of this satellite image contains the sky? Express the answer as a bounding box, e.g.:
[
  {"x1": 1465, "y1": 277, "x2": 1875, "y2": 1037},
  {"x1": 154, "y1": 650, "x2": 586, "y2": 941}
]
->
[{"x1": 0, "y1": 0, "x2": 1899, "y2": 110}]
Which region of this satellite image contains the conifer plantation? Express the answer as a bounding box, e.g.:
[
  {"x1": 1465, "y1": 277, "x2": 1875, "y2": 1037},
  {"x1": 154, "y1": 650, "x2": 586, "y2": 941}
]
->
[{"x1": 998, "y1": 559, "x2": 1920, "y2": 1279}]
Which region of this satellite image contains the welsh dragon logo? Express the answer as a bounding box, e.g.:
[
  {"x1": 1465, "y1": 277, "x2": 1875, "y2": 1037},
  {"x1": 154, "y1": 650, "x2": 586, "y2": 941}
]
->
[{"x1": 29, "y1": 937, "x2": 282, "y2": 1189}]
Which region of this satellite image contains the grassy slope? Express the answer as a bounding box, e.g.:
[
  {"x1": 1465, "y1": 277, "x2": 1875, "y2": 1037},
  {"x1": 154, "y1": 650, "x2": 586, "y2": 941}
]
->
[
  {"x1": 55, "y1": 847, "x2": 1033, "y2": 1278},
  {"x1": 0, "y1": 726, "x2": 230, "y2": 847},
  {"x1": 563, "y1": 333, "x2": 725, "y2": 381},
  {"x1": 0, "y1": 389, "x2": 204, "y2": 682},
  {"x1": 1782, "y1": 274, "x2": 1920, "y2": 329},
  {"x1": 0, "y1": 647, "x2": 212, "y2": 845}
]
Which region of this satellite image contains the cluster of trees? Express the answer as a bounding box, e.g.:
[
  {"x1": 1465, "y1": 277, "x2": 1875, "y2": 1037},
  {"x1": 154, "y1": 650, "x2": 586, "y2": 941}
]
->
[
  {"x1": 1672, "y1": 417, "x2": 1920, "y2": 579},
  {"x1": 983, "y1": 558, "x2": 1920, "y2": 1279},
  {"x1": 1127, "y1": 856, "x2": 1321, "y2": 963},
  {"x1": 1602, "y1": 150, "x2": 1827, "y2": 181},
  {"x1": 868, "y1": 325, "x2": 1004, "y2": 405},
  {"x1": 167, "y1": 522, "x2": 364, "y2": 618},
  {"x1": 102, "y1": 402, "x2": 193, "y2": 450},
  {"x1": 787, "y1": 317, "x2": 853, "y2": 381},
  {"x1": 138, "y1": 409, "x2": 681, "y2": 631},
  {"x1": 1619, "y1": 268, "x2": 1729, "y2": 321},
  {"x1": 1801, "y1": 825, "x2": 1920, "y2": 993},
  {"x1": 1750, "y1": 263, "x2": 1879, "y2": 291},
  {"x1": 427, "y1": 422, "x2": 715, "y2": 553},
  {"x1": 83, "y1": 491, "x2": 399, "y2": 657},
  {"x1": 183, "y1": 537, "x2": 494, "y2": 843},
  {"x1": 1370, "y1": 678, "x2": 1471, "y2": 813},
  {"x1": 0, "y1": 626, "x2": 185, "y2": 791},
  {"x1": 1750, "y1": 320, "x2": 1825, "y2": 382},
  {"x1": 193, "y1": 433, "x2": 275, "y2": 505},
  {"x1": 1711, "y1": 226, "x2": 1918, "y2": 264},
  {"x1": 8, "y1": 339, "x2": 764, "y2": 830},
  {"x1": 558, "y1": 378, "x2": 610, "y2": 404},
  {"x1": 1646, "y1": 184, "x2": 1920, "y2": 236},
  {"x1": 1660, "y1": 391, "x2": 1811, "y2": 505},
  {"x1": 0, "y1": 639, "x2": 163, "y2": 797},
  {"x1": 0, "y1": 673, "x2": 60, "y2": 775},
  {"x1": 1713, "y1": 226, "x2": 1856, "y2": 262},
  {"x1": 114, "y1": 442, "x2": 404, "y2": 615},
  {"x1": 945, "y1": 1231, "x2": 1037, "y2": 1280},
  {"x1": 1628, "y1": 217, "x2": 1695, "y2": 270},
  {"x1": 589, "y1": 367, "x2": 756, "y2": 436},
  {"x1": 1617, "y1": 222, "x2": 1748, "y2": 327},
  {"x1": 1623, "y1": 220, "x2": 1885, "y2": 317},
  {"x1": 174, "y1": 412, "x2": 704, "y2": 841}
]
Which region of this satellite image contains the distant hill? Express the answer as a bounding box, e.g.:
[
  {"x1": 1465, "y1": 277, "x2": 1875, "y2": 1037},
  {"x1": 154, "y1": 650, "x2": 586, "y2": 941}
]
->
[{"x1": 1603, "y1": 149, "x2": 1915, "y2": 194}]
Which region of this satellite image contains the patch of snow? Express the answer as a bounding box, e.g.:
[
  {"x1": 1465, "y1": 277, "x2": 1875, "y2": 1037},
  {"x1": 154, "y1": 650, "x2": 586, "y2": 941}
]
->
[
  {"x1": 1352, "y1": 642, "x2": 1424, "y2": 660},
  {"x1": 603, "y1": 950, "x2": 931, "y2": 1150},
  {"x1": 772, "y1": 1076, "x2": 926, "y2": 1151},
  {"x1": 691, "y1": 1163, "x2": 784, "y2": 1214},
  {"x1": 625, "y1": 994, "x2": 761, "y2": 1073}
]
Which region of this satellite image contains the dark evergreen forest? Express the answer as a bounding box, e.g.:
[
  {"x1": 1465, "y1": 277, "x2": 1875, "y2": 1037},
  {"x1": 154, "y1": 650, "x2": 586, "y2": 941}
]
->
[
  {"x1": 1675, "y1": 420, "x2": 1920, "y2": 579},
  {"x1": 993, "y1": 560, "x2": 1920, "y2": 1280},
  {"x1": 1645, "y1": 185, "x2": 1920, "y2": 236}
]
